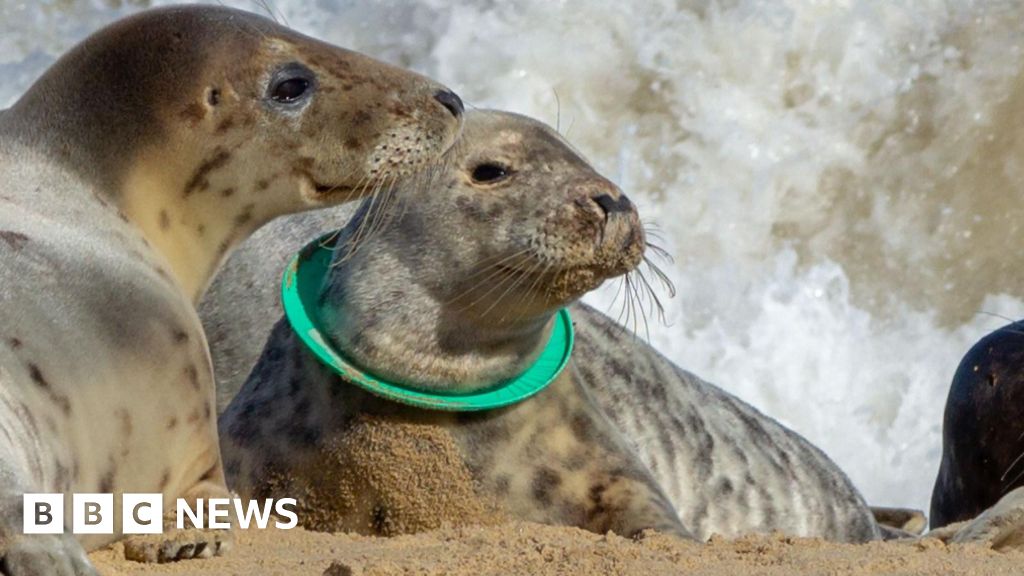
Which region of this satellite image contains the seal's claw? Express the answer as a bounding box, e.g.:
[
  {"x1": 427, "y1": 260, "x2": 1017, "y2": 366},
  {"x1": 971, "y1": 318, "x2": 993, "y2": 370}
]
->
[
  {"x1": 1, "y1": 534, "x2": 98, "y2": 576},
  {"x1": 122, "y1": 528, "x2": 232, "y2": 564},
  {"x1": 928, "y1": 486, "x2": 1024, "y2": 550}
]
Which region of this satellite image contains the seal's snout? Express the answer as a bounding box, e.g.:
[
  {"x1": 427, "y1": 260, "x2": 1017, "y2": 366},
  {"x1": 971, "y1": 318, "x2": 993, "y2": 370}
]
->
[{"x1": 434, "y1": 90, "x2": 464, "y2": 118}]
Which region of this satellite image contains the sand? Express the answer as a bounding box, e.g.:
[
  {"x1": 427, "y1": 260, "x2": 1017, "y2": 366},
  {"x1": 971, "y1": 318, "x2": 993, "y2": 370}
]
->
[{"x1": 88, "y1": 522, "x2": 1024, "y2": 576}]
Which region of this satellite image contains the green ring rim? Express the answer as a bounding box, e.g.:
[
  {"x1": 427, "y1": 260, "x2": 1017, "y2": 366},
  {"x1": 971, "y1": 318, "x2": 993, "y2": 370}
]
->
[{"x1": 281, "y1": 233, "x2": 574, "y2": 412}]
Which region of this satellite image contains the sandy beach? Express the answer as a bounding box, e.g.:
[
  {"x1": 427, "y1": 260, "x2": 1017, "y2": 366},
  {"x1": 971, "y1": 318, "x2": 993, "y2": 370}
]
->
[{"x1": 89, "y1": 522, "x2": 1024, "y2": 576}]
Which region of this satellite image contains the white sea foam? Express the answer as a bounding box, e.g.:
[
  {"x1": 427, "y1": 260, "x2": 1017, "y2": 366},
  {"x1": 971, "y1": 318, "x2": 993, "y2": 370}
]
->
[{"x1": 4, "y1": 0, "x2": 1023, "y2": 515}]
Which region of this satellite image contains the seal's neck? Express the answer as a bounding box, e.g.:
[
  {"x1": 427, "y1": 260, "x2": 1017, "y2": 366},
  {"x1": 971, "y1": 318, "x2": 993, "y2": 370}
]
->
[
  {"x1": 116, "y1": 143, "x2": 304, "y2": 301},
  {"x1": 316, "y1": 228, "x2": 556, "y2": 393}
]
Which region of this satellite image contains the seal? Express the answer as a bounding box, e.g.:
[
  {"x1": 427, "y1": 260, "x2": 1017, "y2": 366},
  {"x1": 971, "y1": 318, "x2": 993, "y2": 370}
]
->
[
  {"x1": 931, "y1": 319, "x2": 1024, "y2": 529},
  {"x1": 0, "y1": 5, "x2": 462, "y2": 575},
  {"x1": 216, "y1": 110, "x2": 881, "y2": 542}
]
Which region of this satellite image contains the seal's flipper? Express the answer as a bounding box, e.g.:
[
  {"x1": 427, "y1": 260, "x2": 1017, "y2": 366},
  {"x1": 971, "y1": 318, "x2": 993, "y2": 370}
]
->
[
  {"x1": 122, "y1": 480, "x2": 235, "y2": 564},
  {"x1": 935, "y1": 486, "x2": 1024, "y2": 551},
  {"x1": 870, "y1": 506, "x2": 927, "y2": 535}
]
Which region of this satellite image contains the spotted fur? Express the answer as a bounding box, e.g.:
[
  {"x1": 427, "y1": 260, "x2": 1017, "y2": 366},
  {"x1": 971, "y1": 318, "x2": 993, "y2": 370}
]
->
[
  {"x1": 213, "y1": 111, "x2": 879, "y2": 543},
  {"x1": 0, "y1": 5, "x2": 461, "y2": 575}
]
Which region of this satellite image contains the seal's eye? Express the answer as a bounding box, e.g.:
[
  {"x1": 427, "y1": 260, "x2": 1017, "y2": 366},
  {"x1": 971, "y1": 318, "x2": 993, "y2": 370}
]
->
[
  {"x1": 271, "y1": 78, "x2": 310, "y2": 103},
  {"x1": 266, "y1": 63, "x2": 317, "y2": 106},
  {"x1": 471, "y1": 163, "x2": 510, "y2": 184}
]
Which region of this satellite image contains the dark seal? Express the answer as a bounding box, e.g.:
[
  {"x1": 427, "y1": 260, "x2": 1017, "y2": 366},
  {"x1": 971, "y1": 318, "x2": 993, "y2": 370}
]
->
[{"x1": 931, "y1": 319, "x2": 1024, "y2": 529}]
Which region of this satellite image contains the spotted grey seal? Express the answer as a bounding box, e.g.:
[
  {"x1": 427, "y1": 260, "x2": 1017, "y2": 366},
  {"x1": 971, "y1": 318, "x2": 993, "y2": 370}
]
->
[
  {"x1": 213, "y1": 110, "x2": 880, "y2": 542},
  {"x1": 0, "y1": 5, "x2": 462, "y2": 574}
]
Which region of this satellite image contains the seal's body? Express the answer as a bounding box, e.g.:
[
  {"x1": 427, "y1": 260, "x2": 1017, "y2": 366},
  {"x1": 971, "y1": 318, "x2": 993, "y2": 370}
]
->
[
  {"x1": 571, "y1": 304, "x2": 879, "y2": 540},
  {"x1": 215, "y1": 111, "x2": 879, "y2": 542},
  {"x1": 0, "y1": 6, "x2": 462, "y2": 574},
  {"x1": 931, "y1": 320, "x2": 1024, "y2": 529}
]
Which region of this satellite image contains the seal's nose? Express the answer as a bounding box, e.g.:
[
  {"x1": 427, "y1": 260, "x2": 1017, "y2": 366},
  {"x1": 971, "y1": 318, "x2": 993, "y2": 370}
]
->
[
  {"x1": 592, "y1": 193, "x2": 633, "y2": 218},
  {"x1": 434, "y1": 90, "x2": 464, "y2": 118}
]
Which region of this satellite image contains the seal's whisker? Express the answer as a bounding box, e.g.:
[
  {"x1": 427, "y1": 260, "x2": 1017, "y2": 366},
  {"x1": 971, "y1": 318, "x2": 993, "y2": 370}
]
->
[
  {"x1": 448, "y1": 250, "x2": 534, "y2": 293},
  {"x1": 317, "y1": 228, "x2": 344, "y2": 250},
  {"x1": 499, "y1": 259, "x2": 548, "y2": 323},
  {"x1": 332, "y1": 168, "x2": 404, "y2": 267},
  {"x1": 359, "y1": 171, "x2": 399, "y2": 250},
  {"x1": 318, "y1": 168, "x2": 373, "y2": 212},
  {"x1": 605, "y1": 276, "x2": 633, "y2": 337},
  {"x1": 323, "y1": 173, "x2": 379, "y2": 265},
  {"x1": 340, "y1": 174, "x2": 382, "y2": 249},
  {"x1": 642, "y1": 224, "x2": 667, "y2": 243},
  {"x1": 459, "y1": 265, "x2": 525, "y2": 315},
  {"x1": 491, "y1": 261, "x2": 542, "y2": 321},
  {"x1": 644, "y1": 240, "x2": 675, "y2": 266},
  {"x1": 975, "y1": 311, "x2": 1024, "y2": 335},
  {"x1": 625, "y1": 276, "x2": 641, "y2": 337},
  {"x1": 1000, "y1": 449, "x2": 1024, "y2": 483},
  {"x1": 627, "y1": 274, "x2": 646, "y2": 341},
  {"x1": 251, "y1": 0, "x2": 282, "y2": 24},
  {"x1": 328, "y1": 190, "x2": 376, "y2": 265},
  {"x1": 624, "y1": 274, "x2": 639, "y2": 339},
  {"x1": 1003, "y1": 464, "x2": 1024, "y2": 495},
  {"x1": 563, "y1": 114, "x2": 577, "y2": 140},
  {"x1": 452, "y1": 254, "x2": 533, "y2": 295},
  {"x1": 351, "y1": 173, "x2": 387, "y2": 248},
  {"x1": 333, "y1": 183, "x2": 387, "y2": 265},
  {"x1": 642, "y1": 254, "x2": 677, "y2": 299},
  {"x1": 614, "y1": 275, "x2": 634, "y2": 336},
  {"x1": 448, "y1": 264, "x2": 523, "y2": 304},
  {"x1": 634, "y1": 266, "x2": 668, "y2": 328},
  {"x1": 482, "y1": 263, "x2": 535, "y2": 317},
  {"x1": 635, "y1": 279, "x2": 653, "y2": 342},
  {"x1": 629, "y1": 274, "x2": 649, "y2": 341},
  {"x1": 976, "y1": 311, "x2": 1021, "y2": 323},
  {"x1": 515, "y1": 262, "x2": 553, "y2": 324},
  {"x1": 450, "y1": 256, "x2": 532, "y2": 310},
  {"x1": 343, "y1": 170, "x2": 391, "y2": 260}
]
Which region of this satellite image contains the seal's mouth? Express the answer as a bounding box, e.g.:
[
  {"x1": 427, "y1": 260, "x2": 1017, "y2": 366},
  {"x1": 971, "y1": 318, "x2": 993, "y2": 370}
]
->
[
  {"x1": 314, "y1": 183, "x2": 354, "y2": 195},
  {"x1": 297, "y1": 173, "x2": 358, "y2": 203}
]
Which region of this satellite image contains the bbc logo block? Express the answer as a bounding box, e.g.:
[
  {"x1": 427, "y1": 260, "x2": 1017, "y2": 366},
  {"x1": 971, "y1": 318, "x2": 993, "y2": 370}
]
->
[
  {"x1": 123, "y1": 493, "x2": 163, "y2": 534},
  {"x1": 24, "y1": 493, "x2": 163, "y2": 535},
  {"x1": 23, "y1": 494, "x2": 63, "y2": 534}
]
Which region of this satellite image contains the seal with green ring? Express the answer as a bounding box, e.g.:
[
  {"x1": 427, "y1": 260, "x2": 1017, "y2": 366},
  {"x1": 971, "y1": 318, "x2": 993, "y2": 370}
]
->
[{"x1": 282, "y1": 233, "x2": 575, "y2": 412}]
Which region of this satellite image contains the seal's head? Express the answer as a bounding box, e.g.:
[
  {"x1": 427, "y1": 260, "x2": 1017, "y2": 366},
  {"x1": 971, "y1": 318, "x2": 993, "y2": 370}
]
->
[
  {"x1": 424, "y1": 111, "x2": 644, "y2": 309},
  {"x1": 319, "y1": 110, "x2": 645, "y2": 390},
  {"x1": 3, "y1": 5, "x2": 463, "y2": 297}
]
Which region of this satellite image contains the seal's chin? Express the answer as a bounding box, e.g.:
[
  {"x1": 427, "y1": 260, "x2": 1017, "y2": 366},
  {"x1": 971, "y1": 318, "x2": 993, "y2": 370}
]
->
[
  {"x1": 498, "y1": 224, "x2": 646, "y2": 307},
  {"x1": 552, "y1": 259, "x2": 640, "y2": 301},
  {"x1": 504, "y1": 257, "x2": 641, "y2": 309}
]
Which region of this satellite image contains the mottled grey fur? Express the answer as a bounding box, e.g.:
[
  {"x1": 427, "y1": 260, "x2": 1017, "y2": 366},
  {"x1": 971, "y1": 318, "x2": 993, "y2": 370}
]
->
[{"x1": 205, "y1": 111, "x2": 880, "y2": 542}]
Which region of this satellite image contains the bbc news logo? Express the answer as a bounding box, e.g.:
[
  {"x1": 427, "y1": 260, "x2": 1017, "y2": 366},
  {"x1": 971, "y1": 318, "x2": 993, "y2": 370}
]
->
[{"x1": 23, "y1": 494, "x2": 298, "y2": 534}]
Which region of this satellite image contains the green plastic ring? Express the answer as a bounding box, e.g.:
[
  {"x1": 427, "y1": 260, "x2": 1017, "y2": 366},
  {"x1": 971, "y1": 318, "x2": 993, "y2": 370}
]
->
[{"x1": 281, "y1": 233, "x2": 574, "y2": 412}]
